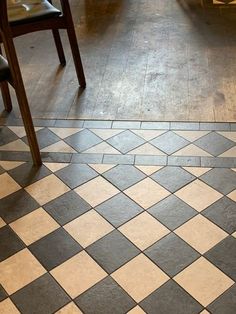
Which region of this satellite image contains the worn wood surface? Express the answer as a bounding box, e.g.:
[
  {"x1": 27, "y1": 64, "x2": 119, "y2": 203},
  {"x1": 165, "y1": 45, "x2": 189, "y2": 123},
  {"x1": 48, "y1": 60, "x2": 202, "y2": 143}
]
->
[{"x1": 1, "y1": 0, "x2": 236, "y2": 121}]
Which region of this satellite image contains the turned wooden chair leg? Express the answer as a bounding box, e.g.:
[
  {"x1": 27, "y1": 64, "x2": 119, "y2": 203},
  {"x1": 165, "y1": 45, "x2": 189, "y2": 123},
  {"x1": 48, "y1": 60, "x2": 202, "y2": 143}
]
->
[
  {"x1": 0, "y1": 81, "x2": 12, "y2": 112},
  {"x1": 52, "y1": 29, "x2": 66, "y2": 66}
]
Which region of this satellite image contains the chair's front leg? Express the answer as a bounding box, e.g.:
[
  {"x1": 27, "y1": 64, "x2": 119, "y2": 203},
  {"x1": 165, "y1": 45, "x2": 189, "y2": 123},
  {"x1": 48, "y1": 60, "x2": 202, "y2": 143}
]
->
[{"x1": 0, "y1": 81, "x2": 12, "y2": 112}]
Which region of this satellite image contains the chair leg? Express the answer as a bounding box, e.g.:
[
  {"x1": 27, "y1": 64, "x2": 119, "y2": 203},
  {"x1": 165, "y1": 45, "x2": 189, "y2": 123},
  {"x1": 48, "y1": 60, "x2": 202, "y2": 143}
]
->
[
  {"x1": 0, "y1": 81, "x2": 12, "y2": 112},
  {"x1": 52, "y1": 29, "x2": 66, "y2": 66}
]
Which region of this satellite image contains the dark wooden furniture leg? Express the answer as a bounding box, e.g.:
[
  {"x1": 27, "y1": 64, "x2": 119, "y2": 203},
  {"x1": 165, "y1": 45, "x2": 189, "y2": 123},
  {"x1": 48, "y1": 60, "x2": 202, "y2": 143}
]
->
[
  {"x1": 0, "y1": 81, "x2": 12, "y2": 112},
  {"x1": 52, "y1": 29, "x2": 66, "y2": 66}
]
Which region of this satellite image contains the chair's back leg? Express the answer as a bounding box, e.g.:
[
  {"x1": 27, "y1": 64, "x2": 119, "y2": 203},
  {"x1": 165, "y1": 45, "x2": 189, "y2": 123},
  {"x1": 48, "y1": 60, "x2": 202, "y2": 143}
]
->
[
  {"x1": 0, "y1": 81, "x2": 12, "y2": 112},
  {"x1": 52, "y1": 29, "x2": 66, "y2": 66}
]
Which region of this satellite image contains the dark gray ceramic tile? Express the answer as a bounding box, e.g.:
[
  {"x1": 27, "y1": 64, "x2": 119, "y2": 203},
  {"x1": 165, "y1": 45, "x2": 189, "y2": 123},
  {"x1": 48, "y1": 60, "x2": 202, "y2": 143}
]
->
[
  {"x1": 0, "y1": 226, "x2": 25, "y2": 261},
  {"x1": 202, "y1": 197, "x2": 236, "y2": 234},
  {"x1": 71, "y1": 153, "x2": 103, "y2": 164},
  {"x1": 22, "y1": 128, "x2": 61, "y2": 150},
  {"x1": 194, "y1": 132, "x2": 234, "y2": 156},
  {"x1": 95, "y1": 193, "x2": 143, "y2": 227},
  {"x1": 151, "y1": 166, "x2": 195, "y2": 193},
  {"x1": 141, "y1": 122, "x2": 170, "y2": 130},
  {"x1": 0, "y1": 127, "x2": 18, "y2": 146},
  {"x1": 200, "y1": 123, "x2": 230, "y2": 131},
  {"x1": 230, "y1": 123, "x2": 236, "y2": 131},
  {"x1": 44, "y1": 190, "x2": 91, "y2": 225},
  {"x1": 64, "y1": 129, "x2": 103, "y2": 152},
  {"x1": 103, "y1": 154, "x2": 135, "y2": 165},
  {"x1": 8, "y1": 163, "x2": 51, "y2": 187},
  {"x1": 29, "y1": 228, "x2": 82, "y2": 270},
  {"x1": 135, "y1": 155, "x2": 167, "y2": 166},
  {"x1": 168, "y1": 156, "x2": 201, "y2": 167},
  {"x1": 112, "y1": 121, "x2": 141, "y2": 129},
  {"x1": 170, "y1": 122, "x2": 200, "y2": 130},
  {"x1": 207, "y1": 284, "x2": 236, "y2": 314},
  {"x1": 84, "y1": 120, "x2": 112, "y2": 129},
  {"x1": 103, "y1": 165, "x2": 145, "y2": 190},
  {"x1": 86, "y1": 230, "x2": 140, "y2": 274},
  {"x1": 0, "y1": 285, "x2": 7, "y2": 302},
  {"x1": 145, "y1": 233, "x2": 200, "y2": 277},
  {"x1": 55, "y1": 164, "x2": 98, "y2": 189},
  {"x1": 148, "y1": 195, "x2": 197, "y2": 230},
  {"x1": 140, "y1": 280, "x2": 203, "y2": 314},
  {"x1": 150, "y1": 131, "x2": 189, "y2": 155},
  {"x1": 107, "y1": 130, "x2": 145, "y2": 154},
  {"x1": 0, "y1": 190, "x2": 40, "y2": 224},
  {"x1": 201, "y1": 157, "x2": 236, "y2": 168},
  {"x1": 41, "y1": 152, "x2": 72, "y2": 163},
  {"x1": 200, "y1": 168, "x2": 236, "y2": 195},
  {"x1": 205, "y1": 236, "x2": 236, "y2": 281},
  {"x1": 75, "y1": 277, "x2": 135, "y2": 314},
  {"x1": 31, "y1": 120, "x2": 56, "y2": 127},
  {"x1": 54, "y1": 120, "x2": 84, "y2": 128},
  {"x1": 0, "y1": 151, "x2": 31, "y2": 162},
  {"x1": 11, "y1": 273, "x2": 70, "y2": 314}
]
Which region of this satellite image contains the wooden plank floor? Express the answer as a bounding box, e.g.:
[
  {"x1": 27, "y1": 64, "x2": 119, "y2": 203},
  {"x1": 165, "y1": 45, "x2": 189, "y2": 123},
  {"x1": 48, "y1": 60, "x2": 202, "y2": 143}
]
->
[{"x1": 1, "y1": 0, "x2": 236, "y2": 121}]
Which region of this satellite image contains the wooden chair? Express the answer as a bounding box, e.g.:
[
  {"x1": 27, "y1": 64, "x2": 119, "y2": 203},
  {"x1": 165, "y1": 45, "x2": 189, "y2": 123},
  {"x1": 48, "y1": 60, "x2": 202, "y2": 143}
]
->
[
  {"x1": 6, "y1": 0, "x2": 86, "y2": 87},
  {"x1": 0, "y1": 0, "x2": 42, "y2": 165}
]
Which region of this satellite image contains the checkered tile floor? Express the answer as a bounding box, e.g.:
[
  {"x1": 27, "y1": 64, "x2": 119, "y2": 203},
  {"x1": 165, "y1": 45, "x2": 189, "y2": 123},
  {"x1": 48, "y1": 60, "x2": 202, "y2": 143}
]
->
[{"x1": 0, "y1": 120, "x2": 236, "y2": 314}]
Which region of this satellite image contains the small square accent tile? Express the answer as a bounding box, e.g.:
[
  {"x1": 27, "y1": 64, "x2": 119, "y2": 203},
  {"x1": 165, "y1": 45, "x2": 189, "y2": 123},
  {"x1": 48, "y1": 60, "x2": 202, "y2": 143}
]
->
[
  {"x1": 64, "y1": 210, "x2": 114, "y2": 248},
  {"x1": 44, "y1": 190, "x2": 91, "y2": 225},
  {"x1": 119, "y1": 212, "x2": 170, "y2": 250},
  {"x1": 202, "y1": 197, "x2": 236, "y2": 234},
  {"x1": 207, "y1": 284, "x2": 236, "y2": 314},
  {"x1": 111, "y1": 253, "x2": 169, "y2": 302},
  {"x1": 50, "y1": 251, "x2": 107, "y2": 298},
  {"x1": 107, "y1": 130, "x2": 145, "y2": 154},
  {"x1": 205, "y1": 236, "x2": 236, "y2": 281},
  {"x1": 10, "y1": 208, "x2": 59, "y2": 245},
  {"x1": 56, "y1": 302, "x2": 83, "y2": 314},
  {"x1": 175, "y1": 215, "x2": 228, "y2": 254},
  {"x1": 75, "y1": 176, "x2": 119, "y2": 207},
  {"x1": 75, "y1": 277, "x2": 136, "y2": 314},
  {"x1": 0, "y1": 248, "x2": 46, "y2": 295},
  {"x1": 29, "y1": 228, "x2": 82, "y2": 270},
  {"x1": 200, "y1": 168, "x2": 236, "y2": 195},
  {"x1": 55, "y1": 164, "x2": 98, "y2": 189},
  {"x1": 145, "y1": 233, "x2": 200, "y2": 277},
  {"x1": 150, "y1": 131, "x2": 189, "y2": 155},
  {"x1": 0, "y1": 173, "x2": 21, "y2": 199},
  {"x1": 25, "y1": 174, "x2": 70, "y2": 205},
  {"x1": 148, "y1": 195, "x2": 197, "y2": 230},
  {"x1": 0, "y1": 226, "x2": 25, "y2": 261},
  {"x1": 64, "y1": 129, "x2": 103, "y2": 152},
  {"x1": 86, "y1": 230, "x2": 140, "y2": 273},
  {"x1": 140, "y1": 280, "x2": 203, "y2": 314},
  {"x1": 151, "y1": 166, "x2": 195, "y2": 193},
  {"x1": 174, "y1": 257, "x2": 234, "y2": 307},
  {"x1": 11, "y1": 273, "x2": 70, "y2": 314},
  {"x1": 0, "y1": 299, "x2": 20, "y2": 314},
  {"x1": 95, "y1": 193, "x2": 143, "y2": 227},
  {"x1": 103, "y1": 165, "x2": 146, "y2": 190},
  {"x1": 124, "y1": 178, "x2": 170, "y2": 209},
  {"x1": 175, "y1": 179, "x2": 223, "y2": 212}
]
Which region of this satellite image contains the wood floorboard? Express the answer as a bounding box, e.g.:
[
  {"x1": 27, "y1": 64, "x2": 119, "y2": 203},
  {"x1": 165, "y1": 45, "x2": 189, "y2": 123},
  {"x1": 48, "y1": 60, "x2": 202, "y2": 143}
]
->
[{"x1": 1, "y1": 0, "x2": 236, "y2": 121}]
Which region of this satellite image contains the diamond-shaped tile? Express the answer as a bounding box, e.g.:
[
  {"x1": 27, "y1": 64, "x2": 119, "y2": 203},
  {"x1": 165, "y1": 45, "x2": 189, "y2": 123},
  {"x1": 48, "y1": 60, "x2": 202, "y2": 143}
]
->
[
  {"x1": 124, "y1": 178, "x2": 170, "y2": 209},
  {"x1": 183, "y1": 167, "x2": 211, "y2": 177},
  {"x1": 10, "y1": 208, "x2": 59, "y2": 245},
  {"x1": 207, "y1": 284, "x2": 236, "y2": 314},
  {"x1": 151, "y1": 166, "x2": 195, "y2": 193},
  {"x1": 0, "y1": 161, "x2": 25, "y2": 171},
  {"x1": 217, "y1": 131, "x2": 236, "y2": 142},
  {"x1": 11, "y1": 273, "x2": 70, "y2": 314},
  {"x1": 75, "y1": 176, "x2": 119, "y2": 207},
  {"x1": 103, "y1": 165, "x2": 146, "y2": 190},
  {"x1": 50, "y1": 251, "x2": 107, "y2": 298},
  {"x1": 0, "y1": 226, "x2": 25, "y2": 261},
  {"x1": 0, "y1": 299, "x2": 20, "y2": 314},
  {"x1": 90, "y1": 129, "x2": 123, "y2": 140},
  {"x1": 150, "y1": 131, "x2": 189, "y2": 155},
  {"x1": 75, "y1": 277, "x2": 136, "y2": 314},
  {"x1": 55, "y1": 164, "x2": 98, "y2": 189},
  {"x1": 205, "y1": 236, "x2": 236, "y2": 281},
  {"x1": 140, "y1": 280, "x2": 203, "y2": 314},
  {"x1": 44, "y1": 190, "x2": 91, "y2": 225},
  {"x1": 174, "y1": 131, "x2": 210, "y2": 142},
  {"x1": 107, "y1": 130, "x2": 145, "y2": 154},
  {"x1": 202, "y1": 197, "x2": 236, "y2": 234},
  {"x1": 86, "y1": 230, "x2": 140, "y2": 273},
  {"x1": 194, "y1": 132, "x2": 235, "y2": 156},
  {"x1": 22, "y1": 128, "x2": 61, "y2": 149},
  {"x1": 148, "y1": 194, "x2": 197, "y2": 230},
  {"x1": 111, "y1": 253, "x2": 169, "y2": 302},
  {"x1": 0, "y1": 285, "x2": 7, "y2": 302},
  {"x1": 49, "y1": 127, "x2": 82, "y2": 139},
  {"x1": 0, "y1": 218, "x2": 6, "y2": 228},
  {"x1": 131, "y1": 130, "x2": 167, "y2": 141},
  {"x1": 145, "y1": 233, "x2": 200, "y2": 277},
  {"x1": 88, "y1": 163, "x2": 116, "y2": 174},
  {"x1": 174, "y1": 257, "x2": 234, "y2": 307},
  {"x1": 25, "y1": 174, "x2": 70, "y2": 205},
  {"x1": 135, "y1": 165, "x2": 163, "y2": 176},
  {"x1": 0, "y1": 127, "x2": 18, "y2": 146},
  {"x1": 119, "y1": 212, "x2": 170, "y2": 250},
  {"x1": 55, "y1": 302, "x2": 83, "y2": 314},
  {"x1": 127, "y1": 306, "x2": 146, "y2": 314},
  {"x1": 175, "y1": 179, "x2": 223, "y2": 212},
  {"x1": 0, "y1": 173, "x2": 21, "y2": 199},
  {"x1": 128, "y1": 143, "x2": 166, "y2": 155},
  {"x1": 43, "y1": 162, "x2": 69, "y2": 172},
  {"x1": 41, "y1": 141, "x2": 77, "y2": 153},
  {"x1": 64, "y1": 129, "x2": 103, "y2": 152},
  {"x1": 8, "y1": 126, "x2": 43, "y2": 138},
  {"x1": 173, "y1": 144, "x2": 212, "y2": 156},
  {"x1": 83, "y1": 142, "x2": 121, "y2": 154},
  {"x1": 220, "y1": 147, "x2": 236, "y2": 157},
  {"x1": 64, "y1": 210, "x2": 114, "y2": 248},
  {"x1": 0, "y1": 139, "x2": 30, "y2": 151},
  {"x1": 175, "y1": 215, "x2": 228, "y2": 254},
  {"x1": 200, "y1": 168, "x2": 236, "y2": 195},
  {"x1": 227, "y1": 190, "x2": 236, "y2": 201},
  {"x1": 0, "y1": 248, "x2": 46, "y2": 295},
  {"x1": 95, "y1": 193, "x2": 143, "y2": 227}
]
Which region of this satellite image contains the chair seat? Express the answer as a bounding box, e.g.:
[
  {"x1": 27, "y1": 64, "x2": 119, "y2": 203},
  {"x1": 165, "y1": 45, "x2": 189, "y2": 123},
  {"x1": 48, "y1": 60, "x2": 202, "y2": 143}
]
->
[
  {"x1": 7, "y1": 0, "x2": 61, "y2": 26},
  {"x1": 0, "y1": 55, "x2": 11, "y2": 82}
]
